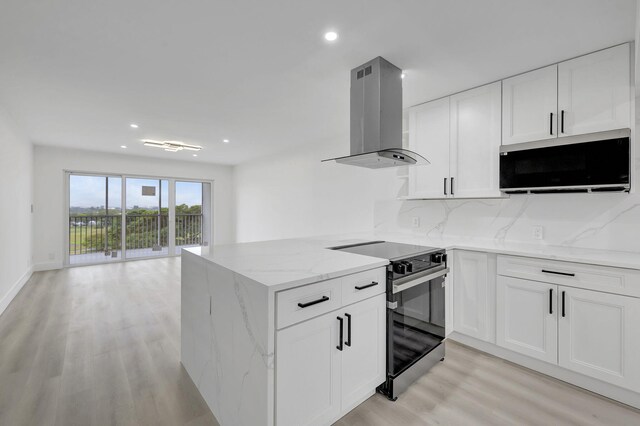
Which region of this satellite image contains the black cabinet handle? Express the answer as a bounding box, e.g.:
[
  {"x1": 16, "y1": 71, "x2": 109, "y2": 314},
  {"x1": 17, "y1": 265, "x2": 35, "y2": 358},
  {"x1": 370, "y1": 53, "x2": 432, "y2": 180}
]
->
[
  {"x1": 562, "y1": 291, "x2": 566, "y2": 317},
  {"x1": 542, "y1": 269, "x2": 575, "y2": 277},
  {"x1": 549, "y1": 112, "x2": 553, "y2": 135},
  {"x1": 345, "y1": 313, "x2": 352, "y2": 347},
  {"x1": 336, "y1": 316, "x2": 343, "y2": 351},
  {"x1": 444, "y1": 178, "x2": 448, "y2": 195},
  {"x1": 560, "y1": 110, "x2": 565, "y2": 133},
  {"x1": 549, "y1": 288, "x2": 553, "y2": 315},
  {"x1": 451, "y1": 177, "x2": 454, "y2": 196},
  {"x1": 298, "y1": 296, "x2": 329, "y2": 308},
  {"x1": 355, "y1": 281, "x2": 378, "y2": 290}
]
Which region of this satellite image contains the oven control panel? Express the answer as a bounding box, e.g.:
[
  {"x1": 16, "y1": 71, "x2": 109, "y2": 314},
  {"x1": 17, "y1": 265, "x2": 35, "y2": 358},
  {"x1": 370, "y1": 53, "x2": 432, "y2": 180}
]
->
[{"x1": 389, "y1": 251, "x2": 447, "y2": 280}]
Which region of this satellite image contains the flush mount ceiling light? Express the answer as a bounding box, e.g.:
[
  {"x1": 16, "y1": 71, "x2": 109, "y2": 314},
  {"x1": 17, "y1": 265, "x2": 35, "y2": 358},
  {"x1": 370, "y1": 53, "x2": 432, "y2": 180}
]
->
[
  {"x1": 222, "y1": 139, "x2": 230, "y2": 143},
  {"x1": 400, "y1": 72, "x2": 406, "y2": 79},
  {"x1": 324, "y1": 31, "x2": 338, "y2": 42},
  {"x1": 141, "y1": 139, "x2": 202, "y2": 152},
  {"x1": 120, "y1": 145, "x2": 127, "y2": 149},
  {"x1": 130, "y1": 123, "x2": 139, "y2": 129}
]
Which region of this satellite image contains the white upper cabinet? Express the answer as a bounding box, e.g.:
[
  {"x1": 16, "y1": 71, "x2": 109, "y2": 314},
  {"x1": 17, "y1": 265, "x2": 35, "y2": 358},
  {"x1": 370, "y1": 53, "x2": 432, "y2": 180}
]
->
[
  {"x1": 502, "y1": 65, "x2": 558, "y2": 145},
  {"x1": 407, "y1": 97, "x2": 450, "y2": 198},
  {"x1": 450, "y1": 82, "x2": 502, "y2": 198},
  {"x1": 407, "y1": 82, "x2": 501, "y2": 199},
  {"x1": 503, "y1": 44, "x2": 631, "y2": 145},
  {"x1": 558, "y1": 44, "x2": 631, "y2": 136}
]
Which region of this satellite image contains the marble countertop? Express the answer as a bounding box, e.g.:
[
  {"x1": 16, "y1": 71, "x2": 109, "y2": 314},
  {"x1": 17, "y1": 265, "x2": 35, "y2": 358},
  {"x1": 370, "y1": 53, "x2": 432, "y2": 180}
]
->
[
  {"x1": 183, "y1": 237, "x2": 389, "y2": 290},
  {"x1": 185, "y1": 232, "x2": 640, "y2": 290}
]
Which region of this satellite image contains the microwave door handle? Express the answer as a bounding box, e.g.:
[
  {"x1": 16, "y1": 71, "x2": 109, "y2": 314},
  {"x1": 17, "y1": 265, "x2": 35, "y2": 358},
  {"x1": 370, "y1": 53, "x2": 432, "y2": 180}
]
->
[{"x1": 392, "y1": 268, "x2": 450, "y2": 294}]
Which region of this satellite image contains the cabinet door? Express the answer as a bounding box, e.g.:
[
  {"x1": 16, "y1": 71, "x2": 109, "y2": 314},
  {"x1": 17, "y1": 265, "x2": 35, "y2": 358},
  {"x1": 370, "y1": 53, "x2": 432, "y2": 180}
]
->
[
  {"x1": 341, "y1": 294, "x2": 386, "y2": 413},
  {"x1": 276, "y1": 310, "x2": 342, "y2": 426},
  {"x1": 502, "y1": 64, "x2": 558, "y2": 145},
  {"x1": 407, "y1": 97, "x2": 450, "y2": 198},
  {"x1": 453, "y1": 251, "x2": 492, "y2": 342},
  {"x1": 449, "y1": 82, "x2": 502, "y2": 198},
  {"x1": 558, "y1": 286, "x2": 640, "y2": 392},
  {"x1": 558, "y1": 44, "x2": 631, "y2": 136},
  {"x1": 496, "y1": 276, "x2": 557, "y2": 363}
]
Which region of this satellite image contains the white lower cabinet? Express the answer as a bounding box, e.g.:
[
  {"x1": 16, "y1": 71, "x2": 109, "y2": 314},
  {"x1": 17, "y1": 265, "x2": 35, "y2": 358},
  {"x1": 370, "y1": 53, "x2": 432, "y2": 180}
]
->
[
  {"x1": 558, "y1": 286, "x2": 640, "y2": 392},
  {"x1": 496, "y1": 276, "x2": 558, "y2": 364},
  {"x1": 276, "y1": 306, "x2": 342, "y2": 426},
  {"x1": 276, "y1": 294, "x2": 385, "y2": 426},
  {"x1": 452, "y1": 250, "x2": 495, "y2": 342},
  {"x1": 340, "y1": 294, "x2": 386, "y2": 412}
]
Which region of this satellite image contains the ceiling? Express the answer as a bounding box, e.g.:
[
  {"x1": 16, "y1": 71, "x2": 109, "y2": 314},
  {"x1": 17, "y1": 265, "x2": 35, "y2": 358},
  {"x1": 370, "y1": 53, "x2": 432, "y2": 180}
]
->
[{"x1": 0, "y1": 0, "x2": 635, "y2": 165}]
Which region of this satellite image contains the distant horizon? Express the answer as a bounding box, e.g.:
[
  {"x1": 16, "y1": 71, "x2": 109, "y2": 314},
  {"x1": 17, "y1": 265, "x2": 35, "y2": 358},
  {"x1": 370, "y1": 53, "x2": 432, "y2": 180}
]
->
[{"x1": 70, "y1": 175, "x2": 204, "y2": 208}]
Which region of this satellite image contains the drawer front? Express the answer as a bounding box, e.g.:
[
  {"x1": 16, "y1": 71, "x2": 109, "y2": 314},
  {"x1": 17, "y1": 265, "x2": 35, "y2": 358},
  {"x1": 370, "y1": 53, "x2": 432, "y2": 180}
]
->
[
  {"x1": 497, "y1": 255, "x2": 640, "y2": 298},
  {"x1": 276, "y1": 278, "x2": 342, "y2": 329},
  {"x1": 341, "y1": 268, "x2": 386, "y2": 306}
]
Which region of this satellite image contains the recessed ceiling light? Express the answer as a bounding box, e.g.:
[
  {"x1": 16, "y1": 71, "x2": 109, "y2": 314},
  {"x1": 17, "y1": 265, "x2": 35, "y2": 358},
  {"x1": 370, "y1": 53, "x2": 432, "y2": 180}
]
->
[
  {"x1": 400, "y1": 72, "x2": 406, "y2": 79},
  {"x1": 324, "y1": 31, "x2": 338, "y2": 42},
  {"x1": 120, "y1": 145, "x2": 127, "y2": 149},
  {"x1": 130, "y1": 123, "x2": 139, "y2": 129},
  {"x1": 193, "y1": 154, "x2": 198, "y2": 157},
  {"x1": 222, "y1": 139, "x2": 230, "y2": 143}
]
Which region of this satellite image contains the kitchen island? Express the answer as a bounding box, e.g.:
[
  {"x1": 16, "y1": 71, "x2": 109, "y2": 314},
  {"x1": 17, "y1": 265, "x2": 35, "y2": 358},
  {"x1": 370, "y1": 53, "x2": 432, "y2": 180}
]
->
[{"x1": 180, "y1": 237, "x2": 389, "y2": 426}]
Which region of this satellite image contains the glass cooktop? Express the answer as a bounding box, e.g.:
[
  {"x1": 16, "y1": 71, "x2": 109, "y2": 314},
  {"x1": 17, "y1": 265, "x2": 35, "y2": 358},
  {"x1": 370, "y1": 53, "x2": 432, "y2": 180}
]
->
[{"x1": 330, "y1": 241, "x2": 440, "y2": 261}]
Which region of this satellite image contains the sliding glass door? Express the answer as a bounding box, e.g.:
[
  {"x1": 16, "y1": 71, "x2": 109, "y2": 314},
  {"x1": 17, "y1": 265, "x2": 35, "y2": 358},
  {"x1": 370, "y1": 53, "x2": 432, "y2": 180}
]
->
[
  {"x1": 67, "y1": 173, "x2": 211, "y2": 266},
  {"x1": 174, "y1": 181, "x2": 209, "y2": 254},
  {"x1": 125, "y1": 178, "x2": 169, "y2": 258},
  {"x1": 69, "y1": 174, "x2": 122, "y2": 265}
]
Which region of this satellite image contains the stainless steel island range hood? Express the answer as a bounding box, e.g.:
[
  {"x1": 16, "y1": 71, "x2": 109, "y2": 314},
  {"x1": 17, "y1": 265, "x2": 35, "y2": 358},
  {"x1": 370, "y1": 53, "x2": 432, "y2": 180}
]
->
[{"x1": 323, "y1": 57, "x2": 429, "y2": 169}]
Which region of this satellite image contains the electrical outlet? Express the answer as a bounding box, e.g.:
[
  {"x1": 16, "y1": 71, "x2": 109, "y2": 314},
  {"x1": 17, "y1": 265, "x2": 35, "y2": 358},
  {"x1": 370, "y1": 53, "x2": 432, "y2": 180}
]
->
[
  {"x1": 411, "y1": 217, "x2": 420, "y2": 228},
  {"x1": 532, "y1": 225, "x2": 544, "y2": 240}
]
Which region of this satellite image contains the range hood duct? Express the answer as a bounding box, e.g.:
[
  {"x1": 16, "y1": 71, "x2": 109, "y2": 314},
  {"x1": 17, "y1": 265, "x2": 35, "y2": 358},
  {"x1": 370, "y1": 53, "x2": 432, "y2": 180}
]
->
[{"x1": 323, "y1": 57, "x2": 429, "y2": 169}]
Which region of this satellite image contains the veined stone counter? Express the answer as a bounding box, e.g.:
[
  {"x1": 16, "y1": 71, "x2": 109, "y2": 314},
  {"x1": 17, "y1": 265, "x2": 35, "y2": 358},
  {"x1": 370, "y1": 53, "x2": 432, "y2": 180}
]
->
[{"x1": 180, "y1": 237, "x2": 388, "y2": 426}]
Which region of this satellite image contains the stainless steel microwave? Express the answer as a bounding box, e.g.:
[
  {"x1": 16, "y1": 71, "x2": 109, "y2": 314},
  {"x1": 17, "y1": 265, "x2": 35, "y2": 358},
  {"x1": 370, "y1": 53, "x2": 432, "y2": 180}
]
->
[{"x1": 499, "y1": 129, "x2": 630, "y2": 194}]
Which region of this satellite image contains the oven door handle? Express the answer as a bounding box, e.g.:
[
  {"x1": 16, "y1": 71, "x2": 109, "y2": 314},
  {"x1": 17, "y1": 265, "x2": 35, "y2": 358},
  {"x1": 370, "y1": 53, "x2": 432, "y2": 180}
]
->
[{"x1": 392, "y1": 268, "x2": 449, "y2": 294}]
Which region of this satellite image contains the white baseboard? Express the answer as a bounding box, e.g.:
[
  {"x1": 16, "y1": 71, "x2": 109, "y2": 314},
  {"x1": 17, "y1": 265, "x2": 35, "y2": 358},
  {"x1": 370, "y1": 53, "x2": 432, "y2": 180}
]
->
[
  {"x1": 33, "y1": 262, "x2": 63, "y2": 271},
  {"x1": 0, "y1": 266, "x2": 33, "y2": 317}
]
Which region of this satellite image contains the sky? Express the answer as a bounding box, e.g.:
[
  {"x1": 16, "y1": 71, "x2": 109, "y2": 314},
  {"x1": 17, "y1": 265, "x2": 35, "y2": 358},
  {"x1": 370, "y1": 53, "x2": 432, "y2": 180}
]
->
[{"x1": 69, "y1": 175, "x2": 203, "y2": 209}]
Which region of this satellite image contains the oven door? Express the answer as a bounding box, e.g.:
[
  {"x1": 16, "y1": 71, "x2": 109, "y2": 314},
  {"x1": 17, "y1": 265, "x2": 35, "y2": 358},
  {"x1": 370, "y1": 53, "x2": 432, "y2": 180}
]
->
[{"x1": 388, "y1": 267, "x2": 448, "y2": 378}]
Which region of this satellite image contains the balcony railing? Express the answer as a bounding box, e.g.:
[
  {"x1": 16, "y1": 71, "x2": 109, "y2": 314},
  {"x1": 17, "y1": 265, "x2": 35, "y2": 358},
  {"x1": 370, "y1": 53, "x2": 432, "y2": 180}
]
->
[{"x1": 69, "y1": 214, "x2": 203, "y2": 256}]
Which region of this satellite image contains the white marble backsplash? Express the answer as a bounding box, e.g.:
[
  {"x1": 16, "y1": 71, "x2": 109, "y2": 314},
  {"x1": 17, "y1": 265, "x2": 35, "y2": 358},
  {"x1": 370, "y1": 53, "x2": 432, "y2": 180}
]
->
[{"x1": 374, "y1": 192, "x2": 640, "y2": 253}]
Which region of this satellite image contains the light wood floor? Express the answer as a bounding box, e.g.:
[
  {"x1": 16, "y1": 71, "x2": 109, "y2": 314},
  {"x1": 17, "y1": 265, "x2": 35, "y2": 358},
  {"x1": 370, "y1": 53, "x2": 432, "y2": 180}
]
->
[{"x1": 1, "y1": 258, "x2": 639, "y2": 426}]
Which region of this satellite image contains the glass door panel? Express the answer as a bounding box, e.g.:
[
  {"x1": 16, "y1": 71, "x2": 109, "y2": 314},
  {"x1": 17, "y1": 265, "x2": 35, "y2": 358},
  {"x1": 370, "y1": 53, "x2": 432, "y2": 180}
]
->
[
  {"x1": 68, "y1": 174, "x2": 122, "y2": 265},
  {"x1": 175, "y1": 181, "x2": 204, "y2": 254},
  {"x1": 125, "y1": 178, "x2": 169, "y2": 258}
]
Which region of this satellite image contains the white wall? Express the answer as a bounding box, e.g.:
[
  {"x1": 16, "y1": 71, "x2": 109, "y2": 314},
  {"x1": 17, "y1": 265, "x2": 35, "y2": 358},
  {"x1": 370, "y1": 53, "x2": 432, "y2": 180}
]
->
[
  {"x1": 33, "y1": 146, "x2": 235, "y2": 270},
  {"x1": 0, "y1": 105, "x2": 33, "y2": 314},
  {"x1": 234, "y1": 104, "x2": 640, "y2": 254},
  {"x1": 234, "y1": 136, "x2": 397, "y2": 242}
]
